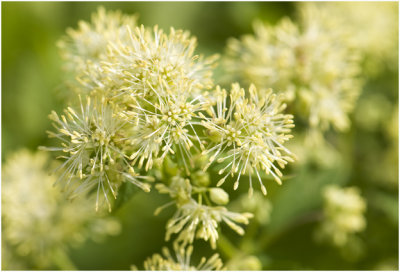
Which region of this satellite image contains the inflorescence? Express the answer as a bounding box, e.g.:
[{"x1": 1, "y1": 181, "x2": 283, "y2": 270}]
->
[
  {"x1": 40, "y1": 7, "x2": 297, "y2": 269},
  {"x1": 46, "y1": 5, "x2": 393, "y2": 270},
  {"x1": 0, "y1": 3, "x2": 378, "y2": 269},
  {"x1": 44, "y1": 7, "x2": 295, "y2": 214}
]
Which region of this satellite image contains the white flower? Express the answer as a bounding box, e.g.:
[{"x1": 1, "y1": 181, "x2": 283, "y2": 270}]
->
[
  {"x1": 166, "y1": 198, "x2": 252, "y2": 249},
  {"x1": 316, "y1": 185, "x2": 367, "y2": 247},
  {"x1": 125, "y1": 80, "x2": 204, "y2": 173},
  {"x1": 225, "y1": 13, "x2": 362, "y2": 133},
  {"x1": 58, "y1": 6, "x2": 137, "y2": 73},
  {"x1": 201, "y1": 83, "x2": 295, "y2": 195},
  {"x1": 142, "y1": 244, "x2": 224, "y2": 271},
  {"x1": 103, "y1": 24, "x2": 218, "y2": 99},
  {"x1": 2, "y1": 150, "x2": 121, "y2": 268},
  {"x1": 299, "y1": 2, "x2": 398, "y2": 74},
  {"x1": 43, "y1": 95, "x2": 153, "y2": 211}
]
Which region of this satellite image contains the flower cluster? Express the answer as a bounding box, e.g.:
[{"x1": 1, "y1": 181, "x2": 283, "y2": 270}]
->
[
  {"x1": 58, "y1": 7, "x2": 137, "y2": 72},
  {"x1": 2, "y1": 150, "x2": 120, "y2": 268},
  {"x1": 43, "y1": 96, "x2": 153, "y2": 211},
  {"x1": 44, "y1": 7, "x2": 297, "y2": 270},
  {"x1": 103, "y1": 25, "x2": 218, "y2": 99},
  {"x1": 316, "y1": 185, "x2": 367, "y2": 247},
  {"x1": 47, "y1": 7, "x2": 295, "y2": 212},
  {"x1": 299, "y1": 2, "x2": 398, "y2": 75},
  {"x1": 141, "y1": 244, "x2": 224, "y2": 271},
  {"x1": 225, "y1": 5, "x2": 363, "y2": 134},
  {"x1": 156, "y1": 175, "x2": 253, "y2": 249},
  {"x1": 201, "y1": 83, "x2": 295, "y2": 195},
  {"x1": 46, "y1": 7, "x2": 219, "y2": 210}
]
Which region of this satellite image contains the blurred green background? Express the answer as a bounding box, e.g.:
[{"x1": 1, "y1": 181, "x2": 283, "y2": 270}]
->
[{"x1": 2, "y1": 2, "x2": 398, "y2": 270}]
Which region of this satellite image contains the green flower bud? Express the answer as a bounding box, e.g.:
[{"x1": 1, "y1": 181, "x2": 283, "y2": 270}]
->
[
  {"x1": 192, "y1": 170, "x2": 210, "y2": 187},
  {"x1": 206, "y1": 128, "x2": 224, "y2": 143},
  {"x1": 163, "y1": 156, "x2": 179, "y2": 177}
]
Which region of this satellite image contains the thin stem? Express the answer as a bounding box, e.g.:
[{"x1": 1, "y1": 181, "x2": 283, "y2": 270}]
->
[
  {"x1": 217, "y1": 233, "x2": 238, "y2": 260},
  {"x1": 239, "y1": 219, "x2": 259, "y2": 253}
]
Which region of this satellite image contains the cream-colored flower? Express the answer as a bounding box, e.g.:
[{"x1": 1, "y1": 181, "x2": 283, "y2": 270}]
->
[
  {"x1": 125, "y1": 80, "x2": 204, "y2": 173},
  {"x1": 225, "y1": 10, "x2": 362, "y2": 133},
  {"x1": 299, "y1": 2, "x2": 398, "y2": 74},
  {"x1": 225, "y1": 18, "x2": 298, "y2": 101},
  {"x1": 234, "y1": 191, "x2": 272, "y2": 225},
  {"x1": 2, "y1": 150, "x2": 121, "y2": 268},
  {"x1": 201, "y1": 83, "x2": 295, "y2": 195},
  {"x1": 58, "y1": 6, "x2": 137, "y2": 73},
  {"x1": 43, "y1": 96, "x2": 153, "y2": 211},
  {"x1": 142, "y1": 244, "x2": 224, "y2": 270},
  {"x1": 103, "y1": 24, "x2": 218, "y2": 100},
  {"x1": 209, "y1": 188, "x2": 229, "y2": 205},
  {"x1": 155, "y1": 168, "x2": 253, "y2": 248},
  {"x1": 316, "y1": 185, "x2": 367, "y2": 247},
  {"x1": 166, "y1": 198, "x2": 252, "y2": 249}
]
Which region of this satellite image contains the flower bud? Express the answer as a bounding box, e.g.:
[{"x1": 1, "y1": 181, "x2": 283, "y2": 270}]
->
[
  {"x1": 192, "y1": 171, "x2": 210, "y2": 187},
  {"x1": 209, "y1": 188, "x2": 229, "y2": 205}
]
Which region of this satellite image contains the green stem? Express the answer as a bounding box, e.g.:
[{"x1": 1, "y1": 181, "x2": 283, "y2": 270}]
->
[
  {"x1": 240, "y1": 219, "x2": 259, "y2": 253},
  {"x1": 203, "y1": 192, "x2": 212, "y2": 206},
  {"x1": 217, "y1": 233, "x2": 238, "y2": 260}
]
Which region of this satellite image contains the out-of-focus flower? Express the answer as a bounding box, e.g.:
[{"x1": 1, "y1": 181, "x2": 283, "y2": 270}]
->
[
  {"x1": 225, "y1": 18, "x2": 298, "y2": 101},
  {"x1": 225, "y1": 8, "x2": 362, "y2": 134},
  {"x1": 286, "y1": 131, "x2": 341, "y2": 168},
  {"x1": 299, "y1": 2, "x2": 398, "y2": 75},
  {"x1": 142, "y1": 244, "x2": 224, "y2": 270},
  {"x1": 201, "y1": 83, "x2": 295, "y2": 195},
  {"x1": 316, "y1": 185, "x2": 366, "y2": 247},
  {"x1": 2, "y1": 150, "x2": 121, "y2": 268},
  {"x1": 234, "y1": 191, "x2": 272, "y2": 225},
  {"x1": 58, "y1": 6, "x2": 137, "y2": 73}
]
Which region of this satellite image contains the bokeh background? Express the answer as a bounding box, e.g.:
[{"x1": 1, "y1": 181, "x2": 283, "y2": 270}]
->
[{"x1": 2, "y1": 2, "x2": 398, "y2": 270}]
